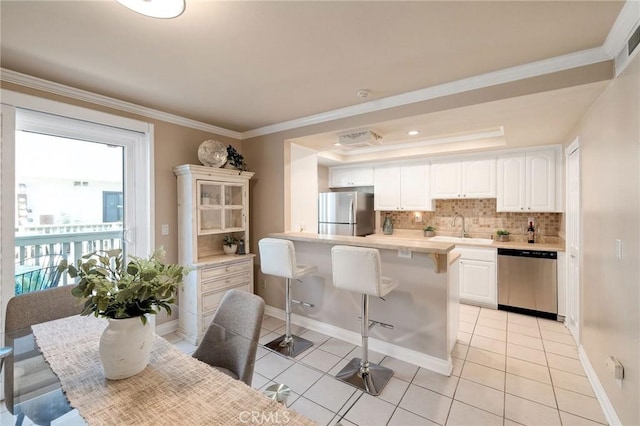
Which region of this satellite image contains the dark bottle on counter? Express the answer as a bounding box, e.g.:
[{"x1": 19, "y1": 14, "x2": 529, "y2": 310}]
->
[{"x1": 527, "y1": 221, "x2": 535, "y2": 244}]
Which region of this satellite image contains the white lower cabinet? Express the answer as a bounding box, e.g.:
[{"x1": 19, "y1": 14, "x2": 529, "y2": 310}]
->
[
  {"x1": 177, "y1": 256, "x2": 254, "y2": 344},
  {"x1": 455, "y1": 246, "x2": 497, "y2": 308}
]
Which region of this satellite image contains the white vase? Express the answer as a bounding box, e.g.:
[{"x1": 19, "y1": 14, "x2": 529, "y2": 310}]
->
[
  {"x1": 223, "y1": 244, "x2": 237, "y2": 255},
  {"x1": 99, "y1": 316, "x2": 154, "y2": 380}
]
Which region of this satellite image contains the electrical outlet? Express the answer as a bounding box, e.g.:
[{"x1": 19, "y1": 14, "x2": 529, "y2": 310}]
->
[
  {"x1": 615, "y1": 239, "x2": 622, "y2": 260},
  {"x1": 398, "y1": 249, "x2": 412, "y2": 259}
]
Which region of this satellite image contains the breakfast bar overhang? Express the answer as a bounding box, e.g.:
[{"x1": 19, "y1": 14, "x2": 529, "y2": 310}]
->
[{"x1": 264, "y1": 232, "x2": 460, "y2": 375}]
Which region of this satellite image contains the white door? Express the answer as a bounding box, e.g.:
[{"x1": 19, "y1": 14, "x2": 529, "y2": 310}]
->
[
  {"x1": 565, "y1": 141, "x2": 580, "y2": 342},
  {"x1": 459, "y1": 259, "x2": 496, "y2": 308},
  {"x1": 431, "y1": 161, "x2": 461, "y2": 199},
  {"x1": 1, "y1": 99, "x2": 152, "y2": 333},
  {"x1": 497, "y1": 155, "x2": 526, "y2": 211},
  {"x1": 462, "y1": 159, "x2": 496, "y2": 198},
  {"x1": 527, "y1": 150, "x2": 556, "y2": 212},
  {"x1": 400, "y1": 163, "x2": 430, "y2": 210},
  {"x1": 373, "y1": 165, "x2": 401, "y2": 210}
]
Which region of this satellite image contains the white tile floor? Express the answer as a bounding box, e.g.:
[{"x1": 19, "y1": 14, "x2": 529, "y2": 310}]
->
[
  {"x1": 169, "y1": 304, "x2": 608, "y2": 426},
  {"x1": 2, "y1": 305, "x2": 609, "y2": 426}
]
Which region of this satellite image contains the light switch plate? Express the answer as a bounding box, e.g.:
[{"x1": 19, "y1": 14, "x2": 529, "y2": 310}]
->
[
  {"x1": 161, "y1": 224, "x2": 169, "y2": 235},
  {"x1": 615, "y1": 239, "x2": 622, "y2": 260}
]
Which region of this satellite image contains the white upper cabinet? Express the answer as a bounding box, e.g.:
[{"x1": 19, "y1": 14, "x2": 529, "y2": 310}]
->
[
  {"x1": 497, "y1": 148, "x2": 558, "y2": 212},
  {"x1": 329, "y1": 165, "x2": 374, "y2": 187},
  {"x1": 374, "y1": 163, "x2": 434, "y2": 211},
  {"x1": 431, "y1": 158, "x2": 496, "y2": 199}
]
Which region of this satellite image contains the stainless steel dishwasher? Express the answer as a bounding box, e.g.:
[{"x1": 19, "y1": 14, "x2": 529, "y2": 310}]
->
[{"x1": 497, "y1": 248, "x2": 558, "y2": 320}]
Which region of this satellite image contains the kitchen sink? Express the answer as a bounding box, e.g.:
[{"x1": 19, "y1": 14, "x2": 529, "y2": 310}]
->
[{"x1": 428, "y1": 236, "x2": 494, "y2": 245}]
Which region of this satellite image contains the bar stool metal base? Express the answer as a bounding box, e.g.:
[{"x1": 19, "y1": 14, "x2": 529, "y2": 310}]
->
[
  {"x1": 335, "y1": 357, "x2": 394, "y2": 396},
  {"x1": 265, "y1": 334, "x2": 313, "y2": 358}
]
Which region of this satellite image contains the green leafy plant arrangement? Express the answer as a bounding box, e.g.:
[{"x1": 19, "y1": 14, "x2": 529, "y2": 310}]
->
[
  {"x1": 423, "y1": 226, "x2": 436, "y2": 232},
  {"x1": 223, "y1": 236, "x2": 237, "y2": 247},
  {"x1": 496, "y1": 229, "x2": 510, "y2": 236},
  {"x1": 58, "y1": 248, "x2": 189, "y2": 324},
  {"x1": 226, "y1": 145, "x2": 247, "y2": 171}
]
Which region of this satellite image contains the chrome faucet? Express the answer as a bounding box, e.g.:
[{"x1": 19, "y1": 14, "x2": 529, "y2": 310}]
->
[{"x1": 451, "y1": 213, "x2": 469, "y2": 238}]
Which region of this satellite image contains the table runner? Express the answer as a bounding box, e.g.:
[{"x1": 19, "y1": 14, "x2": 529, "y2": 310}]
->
[{"x1": 32, "y1": 316, "x2": 316, "y2": 425}]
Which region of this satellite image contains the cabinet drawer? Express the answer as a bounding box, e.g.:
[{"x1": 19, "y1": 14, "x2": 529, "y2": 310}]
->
[
  {"x1": 201, "y1": 261, "x2": 251, "y2": 280},
  {"x1": 201, "y1": 271, "x2": 250, "y2": 293},
  {"x1": 455, "y1": 247, "x2": 496, "y2": 262},
  {"x1": 202, "y1": 283, "x2": 249, "y2": 312}
]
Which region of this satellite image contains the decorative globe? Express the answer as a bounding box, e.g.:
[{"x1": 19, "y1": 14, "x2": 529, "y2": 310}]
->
[{"x1": 198, "y1": 140, "x2": 227, "y2": 167}]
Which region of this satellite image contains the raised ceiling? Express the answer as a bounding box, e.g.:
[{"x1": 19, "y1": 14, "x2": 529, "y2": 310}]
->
[{"x1": 0, "y1": 0, "x2": 626, "y2": 137}]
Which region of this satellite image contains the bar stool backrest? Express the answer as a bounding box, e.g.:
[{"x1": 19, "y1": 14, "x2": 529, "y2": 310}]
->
[
  {"x1": 331, "y1": 245, "x2": 383, "y2": 297},
  {"x1": 258, "y1": 238, "x2": 296, "y2": 279}
]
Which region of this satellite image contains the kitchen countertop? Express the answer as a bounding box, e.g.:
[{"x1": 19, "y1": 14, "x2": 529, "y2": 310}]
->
[
  {"x1": 365, "y1": 231, "x2": 565, "y2": 252},
  {"x1": 269, "y1": 232, "x2": 455, "y2": 254}
]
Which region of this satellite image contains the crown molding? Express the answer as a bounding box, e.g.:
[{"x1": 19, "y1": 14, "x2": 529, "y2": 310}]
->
[
  {"x1": 602, "y1": 0, "x2": 640, "y2": 58},
  {"x1": 0, "y1": 68, "x2": 241, "y2": 140}
]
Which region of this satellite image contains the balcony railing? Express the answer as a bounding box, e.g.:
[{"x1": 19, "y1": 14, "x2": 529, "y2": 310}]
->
[{"x1": 15, "y1": 223, "x2": 123, "y2": 286}]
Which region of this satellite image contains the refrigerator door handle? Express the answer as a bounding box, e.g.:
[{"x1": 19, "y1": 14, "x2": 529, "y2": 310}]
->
[{"x1": 349, "y1": 200, "x2": 354, "y2": 223}]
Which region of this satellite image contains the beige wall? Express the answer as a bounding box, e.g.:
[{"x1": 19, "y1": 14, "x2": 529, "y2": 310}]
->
[
  {"x1": 574, "y1": 54, "x2": 639, "y2": 425},
  {"x1": 1, "y1": 81, "x2": 242, "y2": 323}
]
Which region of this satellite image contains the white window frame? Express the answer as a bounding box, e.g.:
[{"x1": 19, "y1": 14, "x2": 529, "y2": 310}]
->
[{"x1": 0, "y1": 89, "x2": 155, "y2": 334}]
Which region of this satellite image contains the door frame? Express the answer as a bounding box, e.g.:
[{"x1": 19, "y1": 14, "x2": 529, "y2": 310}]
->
[
  {"x1": 565, "y1": 137, "x2": 580, "y2": 343},
  {"x1": 0, "y1": 89, "x2": 155, "y2": 335}
]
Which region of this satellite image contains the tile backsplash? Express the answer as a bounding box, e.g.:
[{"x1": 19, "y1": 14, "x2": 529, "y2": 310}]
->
[{"x1": 379, "y1": 199, "x2": 562, "y2": 242}]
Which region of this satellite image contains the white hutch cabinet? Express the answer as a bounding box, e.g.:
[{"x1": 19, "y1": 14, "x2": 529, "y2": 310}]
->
[{"x1": 173, "y1": 164, "x2": 255, "y2": 344}]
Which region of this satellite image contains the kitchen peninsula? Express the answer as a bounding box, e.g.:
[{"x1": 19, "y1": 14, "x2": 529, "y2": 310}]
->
[{"x1": 266, "y1": 232, "x2": 459, "y2": 375}]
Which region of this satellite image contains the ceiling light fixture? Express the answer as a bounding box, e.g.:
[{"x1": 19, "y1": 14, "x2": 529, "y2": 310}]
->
[
  {"x1": 117, "y1": 0, "x2": 185, "y2": 19},
  {"x1": 408, "y1": 130, "x2": 420, "y2": 136}
]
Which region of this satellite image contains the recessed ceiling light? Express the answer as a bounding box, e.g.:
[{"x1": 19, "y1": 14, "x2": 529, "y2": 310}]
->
[
  {"x1": 408, "y1": 130, "x2": 420, "y2": 136},
  {"x1": 117, "y1": 0, "x2": 185, "y2": 19},
  {"x1": 333, "y1": 142, "x2": 342, "y2": 146}
]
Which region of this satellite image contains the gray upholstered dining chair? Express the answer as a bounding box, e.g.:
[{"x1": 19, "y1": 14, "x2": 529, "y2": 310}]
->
[
  {"x1": 4, "y1": 284, "x2": 81, "y2": 426},
  {"x1": 192, "y1": 289, "x2": 265, "y2": 386}
]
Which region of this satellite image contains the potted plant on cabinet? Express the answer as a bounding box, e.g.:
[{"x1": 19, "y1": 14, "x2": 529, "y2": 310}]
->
[
  {"x1": 423, "y1": 226, "x2": 436, "y2": 237},
  {"x1": 225, "y1": 145, "x2": 247, "y2": 171},
  {"x1": 223, "y1": 236, "x2": 238, "y2": 255},
  {"x1": 496, "y1": 229, "x2": 510, "y2": 242},
  {"x1": 58, "y1": 248, "x2": 189, "y2": 380}
]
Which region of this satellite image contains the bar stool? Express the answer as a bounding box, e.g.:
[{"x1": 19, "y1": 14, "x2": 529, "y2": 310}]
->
[
  {"x1": 258, "y1": 238, "x2": 317, "y2": 357},
  {"x1": 330, "y1": 245, "x2": 399, "y2": 395}
]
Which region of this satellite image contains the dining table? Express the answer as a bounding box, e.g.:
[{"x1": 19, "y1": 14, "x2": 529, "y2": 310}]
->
[{"x1": 4, "y1": 314, "x2": 330, "y2": 425}]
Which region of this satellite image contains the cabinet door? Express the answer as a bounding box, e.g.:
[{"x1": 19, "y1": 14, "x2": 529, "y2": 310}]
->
[
  {"x1": 497, "y1": 155, "x2": 526, "y2": 212},
  {"x1": 197, "y1": 181, "x2": 245, "y2": 234},
  {"x1": 526, "y1": 150, "x2": 555, "y2": 212},
  {"x1": 400, "y1": 163, "x2": 432, "y2": 210},
  {"x1": 431, "y1": 162, "x2": 462, "y2": 199},
  {"x1": 329, "y1": 167, "x2": 351, "y2": 187},
  {"x1": 462, "y1": 159, "x2": 496, "y2": 198},
  {"x1": 459, "y1": 259, "x2": 496, "y2": 308},
  {"x1": 330, "y1": 166, "x2": 373, "y2": 187},
  {"x1": 349, "y1": 166, "x2": 374, "y2": 186},
  {"x1": 374, "y1": 165, "x2": 401, "y2": 210}
]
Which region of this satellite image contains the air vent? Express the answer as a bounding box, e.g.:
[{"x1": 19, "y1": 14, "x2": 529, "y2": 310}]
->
[
  {"x1": 336, "y1": 129, "x2": 383, "y2": 148},
  {"x1": 628, "y1": 25, "x2": 640, "y2": 56}
]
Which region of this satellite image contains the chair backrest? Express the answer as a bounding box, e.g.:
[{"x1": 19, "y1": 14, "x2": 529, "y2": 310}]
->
[
  {"x1": 192, "y1": 289, "x2": 265, "y2": 386},
  {"x1": 331, "y1": 245, "x2": 384, "y2": 297},
  {"x1": 4, "y1": 284, "x2": 80, "y2": 413},
  {"x1": 5, "y1": 284, "x2": 80, "y2": 336},
  {"x1": 258, "y1": 238, "x2": 296, "y2": 279}
]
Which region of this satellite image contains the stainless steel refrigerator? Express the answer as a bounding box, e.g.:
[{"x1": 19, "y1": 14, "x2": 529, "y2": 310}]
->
[{"x1": 318, "y1": 191, "x2": 374, "y2": 236}]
